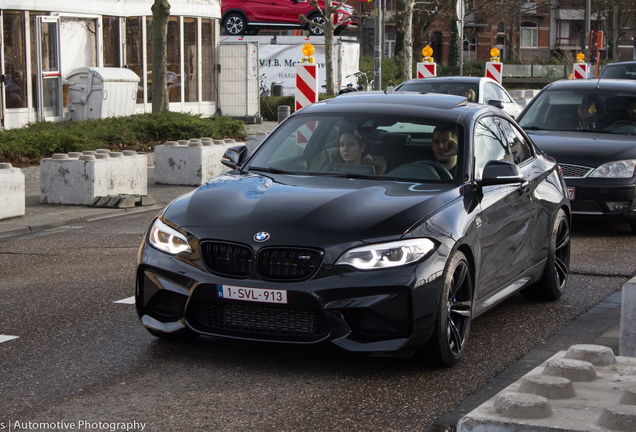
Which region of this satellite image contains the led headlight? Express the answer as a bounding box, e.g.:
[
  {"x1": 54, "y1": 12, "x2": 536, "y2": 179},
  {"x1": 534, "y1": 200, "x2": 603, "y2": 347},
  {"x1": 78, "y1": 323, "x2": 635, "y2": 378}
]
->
[
  {"x1": 589, "y1": 160, "x2": 636, "y2": 178},
  {"x1": 148, "y1": 219, "x2": 191, "y2": 255},
  {"x1": 335, "y1": 239, "x2": 435, "y2": 270}
]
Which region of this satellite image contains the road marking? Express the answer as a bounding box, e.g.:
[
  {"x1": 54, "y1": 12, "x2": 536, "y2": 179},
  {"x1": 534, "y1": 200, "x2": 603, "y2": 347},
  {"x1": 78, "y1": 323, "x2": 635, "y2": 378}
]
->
[
  {"x1": 114, "y1": 296, "x2": 135, "y2": 304},
  {"x1": 0, "y1": 335, "x2": 19, "y2": 344}
]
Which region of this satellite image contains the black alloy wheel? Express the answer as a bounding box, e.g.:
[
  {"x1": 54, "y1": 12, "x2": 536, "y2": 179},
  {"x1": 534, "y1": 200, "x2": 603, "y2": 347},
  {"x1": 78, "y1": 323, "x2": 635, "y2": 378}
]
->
[
  {"x1": 309, "y1": 15, "x2": 326, "y2": 36},
  {"x1": 425, "y1": 250, "x2": 473, "y2": 367},
  {"x1": 224, "y1": 13, "x2": 246, "y2": 35},
  {"x1": 521, "y1": 208, "x2": 570, "y2": 301}
]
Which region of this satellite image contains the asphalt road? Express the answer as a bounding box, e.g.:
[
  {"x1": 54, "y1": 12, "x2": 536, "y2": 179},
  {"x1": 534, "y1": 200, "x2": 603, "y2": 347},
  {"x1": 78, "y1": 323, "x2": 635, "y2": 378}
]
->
[{"x1": 0, "y1": 213, "x2": 632, "y2": 431}]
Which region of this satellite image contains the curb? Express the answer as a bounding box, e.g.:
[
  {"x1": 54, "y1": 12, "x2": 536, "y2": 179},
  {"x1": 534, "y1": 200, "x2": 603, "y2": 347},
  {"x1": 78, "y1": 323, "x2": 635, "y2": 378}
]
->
[{"x1": 0, "y1": 203, "x2": 166, "y2": 241}]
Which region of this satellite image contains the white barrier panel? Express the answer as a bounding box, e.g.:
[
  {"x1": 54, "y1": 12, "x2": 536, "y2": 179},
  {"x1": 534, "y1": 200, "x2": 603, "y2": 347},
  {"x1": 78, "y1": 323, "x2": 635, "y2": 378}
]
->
[
  {"x1": 154, "y1": 140, "x2": 237, "y2": 186},
  {"x1": 573, "y1": 63, "x2": 589, "y2": 79},
  {"x1": 416, "y1": 63, "x2": 437, "y2": 78},
  {"x1": 0, "y1": 163, "x2": 25, "y2": 220},
  {"x1": 485, "y1": 62, "x2": 503, "y2": 84},
  {"x1": 295, "y1": 64, "x2": 319, "y2": 111},
  {"x1": 40, "y1": 152, "x2": 147, "y2": 205}
]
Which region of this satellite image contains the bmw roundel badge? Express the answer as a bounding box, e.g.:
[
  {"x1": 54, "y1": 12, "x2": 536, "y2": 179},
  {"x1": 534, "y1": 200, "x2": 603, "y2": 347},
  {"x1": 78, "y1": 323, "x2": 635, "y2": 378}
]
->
[{"x1": 254, "y1": 232, "x2": 270, "y2": 242}]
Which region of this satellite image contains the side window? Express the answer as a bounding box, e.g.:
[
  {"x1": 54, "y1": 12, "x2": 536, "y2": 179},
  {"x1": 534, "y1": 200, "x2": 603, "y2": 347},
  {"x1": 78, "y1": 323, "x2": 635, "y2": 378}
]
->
[
  {"x1": 499, "y1": 118, "x2": 534, "y2": 164},
  {"x1": 474, "y1": 116, "x2": 513, "y2": 179},
  {"x1": 269, "y1": 120, "x2": 319, "y2": 163},
  {"x1": 483, "y1": 83, "x2": 498, "y2": 103},
  {"x1": 494, "y1": 84, "x2": 513, "y2": 103}
]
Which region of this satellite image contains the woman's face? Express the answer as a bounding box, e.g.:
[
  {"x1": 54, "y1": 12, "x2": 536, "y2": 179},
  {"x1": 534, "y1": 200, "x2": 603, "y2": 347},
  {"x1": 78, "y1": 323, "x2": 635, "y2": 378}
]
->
[{"x1": 339, "y1": 133, "x2": 365, "y2": 164}]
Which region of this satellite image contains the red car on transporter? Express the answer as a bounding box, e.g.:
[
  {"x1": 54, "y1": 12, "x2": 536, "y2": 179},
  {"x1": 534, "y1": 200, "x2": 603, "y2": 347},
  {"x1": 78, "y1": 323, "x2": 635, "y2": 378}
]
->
[{"x1": 221, "y1": 0, "x2": 357, "y2": 36}]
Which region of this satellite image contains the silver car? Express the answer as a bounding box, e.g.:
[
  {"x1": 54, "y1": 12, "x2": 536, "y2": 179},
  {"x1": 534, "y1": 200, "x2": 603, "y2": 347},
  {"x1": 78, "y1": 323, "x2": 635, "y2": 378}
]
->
[{"x1": 393, "y1": 76, "x2": 524, "y2": 119}]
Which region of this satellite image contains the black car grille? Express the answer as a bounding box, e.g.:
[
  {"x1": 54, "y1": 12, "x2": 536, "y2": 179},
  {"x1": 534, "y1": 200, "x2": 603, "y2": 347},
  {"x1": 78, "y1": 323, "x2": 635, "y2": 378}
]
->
[
  {"x1": 560, "y1": 164, "x2": 594, "y2": 178},
  {"x1": 571, "y1": 200, "x2": 603, "y2": 213},
  {"x1": 190, "y1": 301, "x2": 327, "y2": 340},
  {"x1": 258, "y1": 248, "x2": 322, "y2": 281},
  {"x1": 200, "y1": 242, "x2": 254, "y2": 278},
  {"x1": 199, "y1": 242, "x2": 323, "y2": 281}
]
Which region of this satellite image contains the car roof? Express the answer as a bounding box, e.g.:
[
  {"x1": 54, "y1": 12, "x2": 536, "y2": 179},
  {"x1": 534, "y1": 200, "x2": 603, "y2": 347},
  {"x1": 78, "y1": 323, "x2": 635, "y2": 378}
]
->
[
  {"x1": 295, "y1": 92, "x2": 503, "y2": 124},
  {"x1": 542, "y1": 79, "x2": 636, "y2": 91},
  {"x1": 397, "y1": 76, "x2": 490, "y2": 85}
]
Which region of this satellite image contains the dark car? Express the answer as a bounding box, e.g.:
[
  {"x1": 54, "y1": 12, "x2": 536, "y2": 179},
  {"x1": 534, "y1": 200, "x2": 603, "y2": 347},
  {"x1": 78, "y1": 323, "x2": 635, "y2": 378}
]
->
[
  {"x1": 222, "y1": 0, "x2": 356, "y2": 36},
  {"x1": 516, "y1": 79, "x2": 636, "y2": 232},
  {"x1": 599, "y1": 61, "x2": 636, "y2": 80},
  {"x1": 136, "y1": 93, "x2": 570, "y2": 367},
  {"x1": 392, "y1": 76, "x2": 524, "y2": 118}
]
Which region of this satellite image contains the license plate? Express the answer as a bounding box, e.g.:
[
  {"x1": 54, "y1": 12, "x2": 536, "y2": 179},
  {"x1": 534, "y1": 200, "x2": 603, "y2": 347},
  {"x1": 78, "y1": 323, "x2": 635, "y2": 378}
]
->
[
  {"x1": 217, "y1": 285, "x2": 287, "y2": 304},
  {"x1": 567, "y1": 187, "x2": 575, "y2": 200}
]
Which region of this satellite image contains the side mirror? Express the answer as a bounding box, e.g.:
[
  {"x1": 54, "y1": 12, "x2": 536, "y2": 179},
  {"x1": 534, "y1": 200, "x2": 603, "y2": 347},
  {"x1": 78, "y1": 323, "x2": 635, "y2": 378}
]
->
[
  {"x1": 479, "y1": 160, "x2": 524, "y2": 186},
  {"x1": 221, "y1": 145, "x2": 248, "y2": 170},
  {"x1": 487, "y1": 100, "x2": 504, "y2": 109}
]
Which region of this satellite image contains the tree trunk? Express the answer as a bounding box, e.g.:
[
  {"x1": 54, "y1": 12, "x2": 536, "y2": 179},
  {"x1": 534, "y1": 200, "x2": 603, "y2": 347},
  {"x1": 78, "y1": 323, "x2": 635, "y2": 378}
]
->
[
  {"x1": 151, "y1": 0, "x2": 171, "y2": 113},
  {"x1": 611, "y1": 1, "x2": 619, "y2": 61},
  {"x1": 403, "y1": 0, "x2": 414, "y2": 81},
  {"x1": 324, "y1": 0, "x2": 336, "y2": 96}
]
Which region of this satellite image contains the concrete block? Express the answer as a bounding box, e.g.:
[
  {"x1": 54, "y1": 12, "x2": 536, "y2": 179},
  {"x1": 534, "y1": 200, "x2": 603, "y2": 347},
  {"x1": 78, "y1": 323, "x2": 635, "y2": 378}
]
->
[
  {"x1": 154, "y1": 141, "x2": 238, "y2": 186},
  {"x1": 457, "y1": 346, "x2": 636, "y2": 432},
  {"x1": 40, "y1": 152, "x2": 147, "y2": 205},
  {"x1": 246, "y1": 133, "x2": 268, "y2": 156},
  {"x1": 620, "y1": 277, "x2": 636, "y2": 357},
  {"x1": 0, "y1": 163, "x2": 25, "y2": 220}
]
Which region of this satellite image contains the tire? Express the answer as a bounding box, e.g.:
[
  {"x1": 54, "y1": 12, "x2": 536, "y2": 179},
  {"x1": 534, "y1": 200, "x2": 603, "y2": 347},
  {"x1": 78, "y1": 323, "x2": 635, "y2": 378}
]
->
[
  {"x1": 521, "y1": 209, "x2": 570, "y2": 301},
  {"x1": 146, "y1": 327, "x2": 200, "y2": 341},
  {"x1": 424, "y1": 250, "x2": 473, "y2": 367},
  {"x1": 630, "y1": 222, "x2": 636, "y2": 235},
  {"x1": 308, "y1": 15, "x2": 326, "y2": 36},
  {"x1": 224, "y1": 13, "x2": 247, "y2": 35}
]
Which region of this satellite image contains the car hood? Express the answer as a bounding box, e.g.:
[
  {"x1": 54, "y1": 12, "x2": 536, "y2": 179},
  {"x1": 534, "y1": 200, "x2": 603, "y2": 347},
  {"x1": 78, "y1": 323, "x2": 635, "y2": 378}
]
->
[
  {"x1": 527, "y1": 130, "x2": 636, "y2": 167},
  {"x1": 163, "y1": 173, "x2": 459, "y2": 242}
]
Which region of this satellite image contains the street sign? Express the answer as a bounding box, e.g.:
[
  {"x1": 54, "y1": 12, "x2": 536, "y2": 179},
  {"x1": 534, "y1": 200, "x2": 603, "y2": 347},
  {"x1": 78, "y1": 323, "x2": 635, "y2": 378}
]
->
[
  {"x1": 485, "y1": 62, "x2": 503, "y2": 84},
  {"x1": 417, "y1": 63, "x2": 437, "y2": 78}
]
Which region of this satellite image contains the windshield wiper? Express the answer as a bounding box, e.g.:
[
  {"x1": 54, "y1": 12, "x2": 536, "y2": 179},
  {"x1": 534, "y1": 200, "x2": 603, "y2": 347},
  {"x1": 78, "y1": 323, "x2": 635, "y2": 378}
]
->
[
  {"x1": 521, "y1": 126, "x2": 548, "y2": 130},
  {"x1": 248, "y1": 166, "x2": 293, "y2": 175}
]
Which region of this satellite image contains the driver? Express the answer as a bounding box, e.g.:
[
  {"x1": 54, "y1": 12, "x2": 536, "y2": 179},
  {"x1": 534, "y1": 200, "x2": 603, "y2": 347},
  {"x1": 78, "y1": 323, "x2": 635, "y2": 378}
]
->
[
  {"x1": 626, "y1": 99, "x2": 636, "y2": 123},
  {"x1": 432, "y1": 126, "x2": 458, "y2": 177}
]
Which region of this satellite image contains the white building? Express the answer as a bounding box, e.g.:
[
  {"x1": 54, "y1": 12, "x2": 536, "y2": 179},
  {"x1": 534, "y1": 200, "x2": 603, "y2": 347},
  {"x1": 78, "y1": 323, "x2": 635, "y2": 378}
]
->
[{"x1": 0, "y1": 0, "x2": 221, "y2": 130}]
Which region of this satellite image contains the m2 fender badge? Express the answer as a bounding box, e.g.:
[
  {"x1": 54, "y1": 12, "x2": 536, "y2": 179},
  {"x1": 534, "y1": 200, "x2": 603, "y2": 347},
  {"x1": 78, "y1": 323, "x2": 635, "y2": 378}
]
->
[{"x1": 254, "y1": 232, "x2": 270, "y2": 242}]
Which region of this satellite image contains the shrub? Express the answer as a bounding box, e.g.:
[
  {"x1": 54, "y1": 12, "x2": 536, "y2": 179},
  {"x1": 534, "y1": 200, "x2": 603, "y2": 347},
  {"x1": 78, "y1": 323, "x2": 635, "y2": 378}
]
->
[{"x1": 0, "y1": 112, "x2": 245, "y2": 167}]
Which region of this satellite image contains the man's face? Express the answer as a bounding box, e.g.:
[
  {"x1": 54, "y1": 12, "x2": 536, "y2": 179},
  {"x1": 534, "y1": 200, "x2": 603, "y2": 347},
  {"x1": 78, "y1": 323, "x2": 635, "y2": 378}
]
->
[
  {"x1": 628, "y1": 101, "x2": 636, "y2": 120},
  {"x1": 432, "y1": 131, "x2": 457, "y2": 164}
]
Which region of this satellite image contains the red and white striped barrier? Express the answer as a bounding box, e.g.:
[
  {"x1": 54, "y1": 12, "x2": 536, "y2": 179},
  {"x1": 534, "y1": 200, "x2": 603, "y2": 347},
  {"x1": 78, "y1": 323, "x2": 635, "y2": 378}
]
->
[
  {"x1": 485, "y1": 62, "x2": 503, "y2": 84},
  {"x1": 416, "y1": 63, "x2": 437, "y2": 78},
  {"x1": 573, "y1": 63, "x2": 589, "y2": 79},
  {"x1": 295, "y1": 64, "x2": 319, "y2": 111},
  {"x1": 297, "y1": 121, "x2": 316, "y2": 144}
]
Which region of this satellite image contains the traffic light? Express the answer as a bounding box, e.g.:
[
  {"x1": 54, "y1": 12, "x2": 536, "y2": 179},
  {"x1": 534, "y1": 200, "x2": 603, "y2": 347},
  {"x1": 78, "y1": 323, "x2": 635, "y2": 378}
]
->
[{"x1": 590, "y1": 31, "x2": 597, "y2": 63}]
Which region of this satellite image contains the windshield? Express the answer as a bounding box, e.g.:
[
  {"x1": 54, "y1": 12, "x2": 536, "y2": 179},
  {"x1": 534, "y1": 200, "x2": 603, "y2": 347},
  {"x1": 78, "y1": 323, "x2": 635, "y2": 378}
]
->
[
  {"x1": 246, "y1": 113, "x2": 465, "y2": 183},
  {"x1": 600, "y1": 64, "x2": 636, "y2": 80},
  {"x1": 395, "y1": 81, "x2": 479, "y2": 102},
  {"x1": 518, "y1": 89, "x2": 636, "y2": 135}
]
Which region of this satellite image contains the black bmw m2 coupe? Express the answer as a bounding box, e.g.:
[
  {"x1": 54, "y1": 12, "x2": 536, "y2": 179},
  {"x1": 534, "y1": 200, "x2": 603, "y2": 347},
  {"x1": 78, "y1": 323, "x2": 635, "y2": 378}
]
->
[{"x1": 136, "y1": 92, "x2": 571, "y2": 367}]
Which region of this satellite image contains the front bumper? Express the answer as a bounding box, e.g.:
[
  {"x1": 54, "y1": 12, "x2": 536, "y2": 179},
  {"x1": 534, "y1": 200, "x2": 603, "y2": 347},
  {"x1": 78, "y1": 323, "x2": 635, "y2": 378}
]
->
[
  {"x1": 135, "y1": 238, "x2": 447, "y2": 353},
  {"x1": 565, "y1": 176, "x2": 636, "y2": 221}
]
